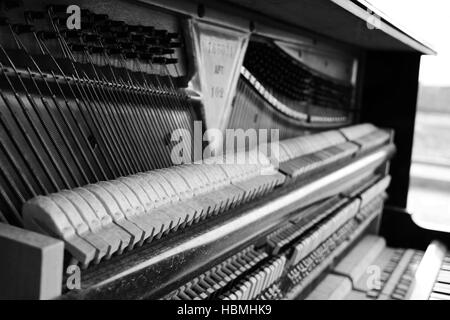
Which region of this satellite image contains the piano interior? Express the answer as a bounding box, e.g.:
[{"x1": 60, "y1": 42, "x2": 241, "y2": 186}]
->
[{"x1": 0, "y1": 0, "x2": 447, "y2": 301}]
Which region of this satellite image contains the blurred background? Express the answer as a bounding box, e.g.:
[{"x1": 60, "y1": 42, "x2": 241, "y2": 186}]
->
[{"x1": 368, "y1": 0, "x2": 450, "y2": 232}]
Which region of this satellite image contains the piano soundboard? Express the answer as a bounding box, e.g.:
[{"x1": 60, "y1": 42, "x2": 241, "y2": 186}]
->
[{"x1": 0, "y1": 0, "x2": 441, "y2": 301}]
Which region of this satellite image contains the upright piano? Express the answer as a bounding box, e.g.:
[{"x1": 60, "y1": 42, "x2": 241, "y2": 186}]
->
[{"x1": 0, "y1": 0, "x2": 448, "y2": 300}]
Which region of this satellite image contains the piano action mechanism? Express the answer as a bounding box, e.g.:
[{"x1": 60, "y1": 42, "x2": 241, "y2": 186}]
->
[{"x1": 0, "y1": 0, "x2": 442, "y2": 300}]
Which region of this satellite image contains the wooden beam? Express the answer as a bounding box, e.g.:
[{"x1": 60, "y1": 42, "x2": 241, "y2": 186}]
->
[{"x1": 0, "y1": 223, "x2": 64, "y2": 300}]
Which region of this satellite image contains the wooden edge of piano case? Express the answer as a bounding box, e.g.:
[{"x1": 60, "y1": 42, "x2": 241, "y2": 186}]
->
[{"x1": 0, "y1": 222, "x2": 64, "y2": 300}]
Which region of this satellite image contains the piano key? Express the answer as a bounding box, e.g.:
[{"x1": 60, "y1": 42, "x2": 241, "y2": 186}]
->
[
  {"x1": 240, "y1": 280, "x2": 252, "y2": 300},
  {"x1": 437, "y1": 269, "x2": 450, "y2": 277},
  {"x1": 254, "y1": 271, "x2": 264, "y2": 297},
  {"x1": 433, "y1": 283, "x2": 450, "y2": 295},
  {"x1": 440, "y1": 263, "x2": 450, "y2": 271},
  {"x1": 437, "y1": 274, "x2": 450, "y2": 283},
  {"x1": 266, "y1": 262, "x2": 277, "y2": 290},
  {"x1": 245, "y1": 274, "x2": 257, "y2": 299},
  {"x1": 430, "y1": 292, "x2": 450, "y2": 300}
]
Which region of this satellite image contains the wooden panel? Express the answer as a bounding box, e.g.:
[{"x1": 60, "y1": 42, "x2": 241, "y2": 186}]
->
[
  {"x1": 360, "y1": 51, "x2": 421, "y2": 209},
  {"x1": 0, "y1": 223, "x2": 64, "y2": 299},
  {"x1": 306, "y1": 274, "x2": 352, "y2": 300},
  {"x1": 144, "y1": 0, "x2": 434, "y2": 54},
  {"x1": 333, "y1": 234, "x2": 385, "y2": 282}
]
